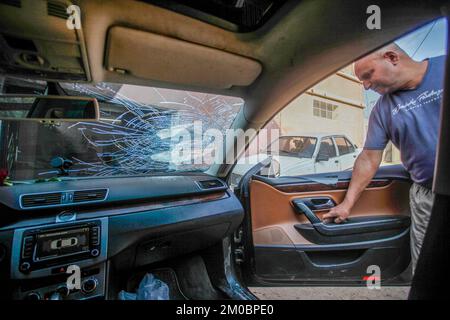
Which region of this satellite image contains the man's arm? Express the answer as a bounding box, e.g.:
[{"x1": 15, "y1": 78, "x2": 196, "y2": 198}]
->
[{"x1": 322, "y1": 149, "x2": 383, "y2": 223}]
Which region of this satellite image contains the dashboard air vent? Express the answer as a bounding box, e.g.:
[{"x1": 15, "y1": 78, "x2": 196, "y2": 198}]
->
[
  {"x1": 20, "y1": 189, "x2": 108, "y2": 209},
  {"x1": 21, "y1": 192, "x2": 62, "y2": 208},
  {"x1": 73, "y1": 189, "x2": 108, "y2": 203},
  {"x1": 47, "y1": 1, "x2": 69, "y2": 19},
  {"x1": 197, "y1": 179, "x2": 225, "y2": 190}
]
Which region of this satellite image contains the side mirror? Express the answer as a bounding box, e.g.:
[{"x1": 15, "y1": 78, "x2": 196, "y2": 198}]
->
[
  {"x1": 316, "y1": 153, "x2": 329, "y2": 162},
  {"x1": 259, "y1": 159, "x2": 280, "y2": 177}
]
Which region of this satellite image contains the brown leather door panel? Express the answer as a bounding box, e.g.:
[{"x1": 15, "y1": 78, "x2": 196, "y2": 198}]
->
[{"x1": 250, "y1": 179, "x2": 411, "y2": 246}]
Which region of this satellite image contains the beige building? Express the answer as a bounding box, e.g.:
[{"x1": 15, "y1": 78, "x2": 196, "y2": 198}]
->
[{"x1": 271, "y1": 64, "x2": 365, "y2": 147}]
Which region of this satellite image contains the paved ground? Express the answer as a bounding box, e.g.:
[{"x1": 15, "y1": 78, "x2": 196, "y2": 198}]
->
[{"x1": 249, "y1": 286, "x2": 410, "y2": 300}]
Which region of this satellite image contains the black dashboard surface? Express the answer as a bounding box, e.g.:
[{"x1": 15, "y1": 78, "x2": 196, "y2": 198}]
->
[
  {"x1": 0, "y1": 173, "x2": 228, "y2": 212},
  {"x1": 0, "y1": 173, "x2": 244, "y2": 299},
  {"x1": 0, "y1": 173, "x2": 243, "y2": 235}
]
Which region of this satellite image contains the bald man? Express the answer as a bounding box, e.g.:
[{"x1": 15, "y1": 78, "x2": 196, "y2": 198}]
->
[{"x1": 323, "y1": 43, "x2": 445, "y2": 273}]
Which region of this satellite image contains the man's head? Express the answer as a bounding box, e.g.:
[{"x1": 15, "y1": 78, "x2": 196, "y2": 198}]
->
[{"x1": 354, "y1": 43, "x2": 413, "y2": 94}]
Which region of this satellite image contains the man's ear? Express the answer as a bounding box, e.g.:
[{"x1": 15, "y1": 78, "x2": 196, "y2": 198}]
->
[{"x1": 383, "y1": 51, "x2": 400, "y2": 65}]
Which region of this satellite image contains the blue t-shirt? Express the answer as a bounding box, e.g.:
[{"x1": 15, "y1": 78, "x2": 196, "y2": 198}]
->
[{"x1": 364, "y1": 55, "x2": 446, "y2": 185}]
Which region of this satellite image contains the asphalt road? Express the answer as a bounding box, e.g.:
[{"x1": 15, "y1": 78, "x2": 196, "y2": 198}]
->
[{"x1": 249, "y1": 286, "x2": 410, "y2": 300}]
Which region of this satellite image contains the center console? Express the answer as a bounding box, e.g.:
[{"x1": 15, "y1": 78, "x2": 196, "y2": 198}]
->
[{"x1": 10, "y1": 218, "x2": 108, "y2": 300}]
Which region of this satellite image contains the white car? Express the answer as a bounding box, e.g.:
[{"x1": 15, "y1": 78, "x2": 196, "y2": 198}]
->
[{"x1": 232, "y1": 134, "x2": 362, "y2": 183}]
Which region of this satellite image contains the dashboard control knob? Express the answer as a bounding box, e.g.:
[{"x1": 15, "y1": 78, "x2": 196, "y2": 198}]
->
[
  {"x1": 19, "y1": 262, "x2": 31, "y2": 273},
  {"x1": 56, "y1": 285, "x2": 70, "y2": 297},
  {"x1": 81, "y1": 278, "x2": 98, "y2": 294},
  {"x1": 49, "y1": 291, "x2": 62, "y2": 300},
  {"x1": 90, "y1": 249, "x2": 99, "y2": 257},
  {"x1": 24, "y1": 292, "x2": 41, "y2": 300}
]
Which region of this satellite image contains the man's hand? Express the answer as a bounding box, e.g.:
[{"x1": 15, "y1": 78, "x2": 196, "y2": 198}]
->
[
  {"x1": 320, "y1": 149, "x2": 383, "y2": 224},
  {"x1": 322, "y1": 203, "x2": 351, "y2": 224}
]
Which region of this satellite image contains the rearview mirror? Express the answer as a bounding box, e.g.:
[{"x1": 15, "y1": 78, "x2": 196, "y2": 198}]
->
[{"x1": 0, "y1": 95, "x2": 100, "y2": 122}]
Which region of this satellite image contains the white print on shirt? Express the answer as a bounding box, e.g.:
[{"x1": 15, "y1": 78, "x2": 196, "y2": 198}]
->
[{"x1": 391, "y1": 89, "x2": 443, "y2": 116}]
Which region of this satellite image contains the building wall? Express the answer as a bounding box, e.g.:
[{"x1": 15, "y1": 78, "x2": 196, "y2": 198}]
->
[{"x1": 274, "y1": 68, "x2": 366, "y2": 148}]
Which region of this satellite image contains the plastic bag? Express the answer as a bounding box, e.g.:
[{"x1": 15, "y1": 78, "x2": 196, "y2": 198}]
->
[
  {"x1": 118, "y1": 290, "x2": 137, "y2": 300},
  {"x1": 118, "y1": 273, "x2": 170, "y2": 300}
]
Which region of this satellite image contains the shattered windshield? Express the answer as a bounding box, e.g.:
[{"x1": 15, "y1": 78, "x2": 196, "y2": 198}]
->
[{"x1": 0, "y1": 81, "x2": 243, "y2": 182}]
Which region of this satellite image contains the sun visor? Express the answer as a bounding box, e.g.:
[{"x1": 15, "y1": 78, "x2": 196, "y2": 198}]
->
[{"x1": 105, "y1": 26, "x2": 262, "y2": 89}]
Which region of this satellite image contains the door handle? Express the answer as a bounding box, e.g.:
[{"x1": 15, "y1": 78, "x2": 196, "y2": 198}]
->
[
  {"x1": 312, "y1": 198, "x2": 335, "y2": 210},
  {"x1": 292, "y1": 199, "x2": 321, "y2": 224},
  {"x1": 296, "y1": 197, "x2": 336, "y2": 210},
  {"x1": 292, "y1": 197, "x2": 336, "y2": 224}
]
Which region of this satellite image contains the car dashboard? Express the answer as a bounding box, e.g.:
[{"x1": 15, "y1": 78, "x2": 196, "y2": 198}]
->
[{"x1": 0, "y1": 174, "x2": 244, "y2": 300}]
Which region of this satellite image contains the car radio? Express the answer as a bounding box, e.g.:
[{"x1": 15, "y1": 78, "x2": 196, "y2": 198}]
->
[
  {"x1": 11, "y1": 219, "x2": 107, "y2": 279},
  {"x1": 10, "y1": 218, "x2": 108, "y2": 299},
  {"x1": 18, "y1": 221, "x2": 101, "y2": 274}
]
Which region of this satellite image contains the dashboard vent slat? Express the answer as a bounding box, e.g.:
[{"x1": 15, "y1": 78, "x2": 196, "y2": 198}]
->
[
  {"x1": 73, "y1": 189, "x2": 108, "y2": 203},
  {"x1": 47, "y1": 1, "x2": 69, "y2": 19},
  {"x1": 21, "y1": 193, "x2": 62, "y2": 208},
  {"x1": 20, "y1": 189, "x2": 108, "y2": 209},
  {"x1": 0, "y1": 0, "x2": 21, "y2": 8},
  {"x1": 197, "y1": 179, "x2": 225, "y2": 190}
]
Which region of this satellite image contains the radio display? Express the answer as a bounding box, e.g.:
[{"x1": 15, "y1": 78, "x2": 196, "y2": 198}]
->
[{"x1": 35, "y1": 227, "x2": 90, "y2": 261}]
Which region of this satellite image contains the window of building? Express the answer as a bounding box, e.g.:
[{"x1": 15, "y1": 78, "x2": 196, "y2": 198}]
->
[{"x1": 313, "y1": 100, "x2": 337, "y2": 119}]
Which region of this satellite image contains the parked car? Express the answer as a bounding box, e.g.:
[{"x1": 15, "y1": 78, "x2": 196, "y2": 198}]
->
[{"x1": 232, "y1": 134, "x2": 362, "y2": 184}]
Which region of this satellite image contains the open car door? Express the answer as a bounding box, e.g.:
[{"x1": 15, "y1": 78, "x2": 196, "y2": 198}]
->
[
  {"x1": 235, "y1": 164, "x2": 412, "y2": 286},
  {"x1": 230, "y1": 16, "x2": 449, "y2": 289}
]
